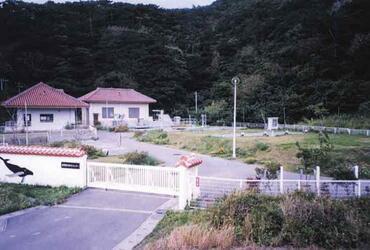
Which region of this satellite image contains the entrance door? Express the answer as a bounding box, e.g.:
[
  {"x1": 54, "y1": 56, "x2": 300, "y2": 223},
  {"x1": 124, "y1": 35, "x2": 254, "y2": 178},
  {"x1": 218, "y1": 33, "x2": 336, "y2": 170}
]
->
[{"x1": 93, "y1": 113, "x2": 99, "y2": 125}]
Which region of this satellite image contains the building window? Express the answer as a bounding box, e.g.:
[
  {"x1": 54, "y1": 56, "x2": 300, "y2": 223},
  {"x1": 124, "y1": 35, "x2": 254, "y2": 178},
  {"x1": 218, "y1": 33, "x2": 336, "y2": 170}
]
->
[
  {"x1": 129, "y1": 107, "x2": 140, "y2": 119},
  {"x1": 102, "y1": 107, "x2": 114, "y2": 118},
  {"x1": 40, "y1": 114, "x2": 54, "y2": 123},
  {"x1": 23, "y1": 114, "x2": 31, "y2": 127}
]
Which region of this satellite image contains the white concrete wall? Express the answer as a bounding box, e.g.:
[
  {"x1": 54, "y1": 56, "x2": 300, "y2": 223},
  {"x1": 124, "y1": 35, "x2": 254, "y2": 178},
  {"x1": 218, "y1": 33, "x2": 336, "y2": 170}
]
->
[
  {"x1": 88, "y1": 102, "x2": 150, "y2": 127},
  {"x1": 16, "y1": 108, "x2": 76, "y2": 131},
  {"x1": 0, "y1": 153, "x2": 87, "y2": 187}
]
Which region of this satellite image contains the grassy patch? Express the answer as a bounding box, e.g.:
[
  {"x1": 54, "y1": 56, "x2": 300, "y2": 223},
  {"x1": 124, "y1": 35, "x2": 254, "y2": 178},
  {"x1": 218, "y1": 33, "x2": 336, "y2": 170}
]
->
[
  {"x1": 93, "y1": 151, "x2": 161, "y2": 165},
  {"x1": 0, "y1": 183, "x2": 81, "y2": 215},
  {"x1": 140, "y1": 192, "x2": 370, "y2": 249}
]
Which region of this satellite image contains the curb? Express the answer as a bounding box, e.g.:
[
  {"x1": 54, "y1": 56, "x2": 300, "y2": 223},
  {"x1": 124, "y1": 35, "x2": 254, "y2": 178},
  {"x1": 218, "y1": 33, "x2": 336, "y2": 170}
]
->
[{"x1": 113, "y1": 198, "x2": 178, "y2": 250}]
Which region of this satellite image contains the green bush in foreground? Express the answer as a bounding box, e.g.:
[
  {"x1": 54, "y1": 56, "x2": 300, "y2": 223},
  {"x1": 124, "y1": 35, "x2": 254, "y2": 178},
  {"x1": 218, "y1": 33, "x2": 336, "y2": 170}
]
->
[
  {"x1": 121, "y1": 151, "x2": 160, "y2": 165},
  {"x1": 0, "y1": 183, "x2": 81, "y2": 215},
  {"x1": 143, "y1": 192, "x2": 370, "y2": 249}
]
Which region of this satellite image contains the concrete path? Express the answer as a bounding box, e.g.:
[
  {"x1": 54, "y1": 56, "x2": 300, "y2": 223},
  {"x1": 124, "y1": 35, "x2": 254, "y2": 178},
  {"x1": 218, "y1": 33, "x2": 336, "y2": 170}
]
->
[
  {"x1": 0, "y1": 189, "x2": 172, "y2": 250},
  {"x1": 86, "y1": 131, "x2": 302, "y2": 179}
]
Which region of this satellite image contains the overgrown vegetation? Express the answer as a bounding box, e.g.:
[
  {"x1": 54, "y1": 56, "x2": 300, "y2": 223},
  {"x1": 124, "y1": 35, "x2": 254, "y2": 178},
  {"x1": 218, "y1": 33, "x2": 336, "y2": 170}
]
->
[
  {"x1": 0, "y1": 183, "x2": 80, "y2": 215},
  {"x1": 135, "y1": 130, "x2": 170, "y2": 145},
  {"x1": 1, "y1": 0, "x2": 370, "y2": 123},
  {"x1": 140, "y1": 192, "x2": 370, "y2": 249},
  {"x1": 50, "y1": 140, "x2": 106, "y2": 159},
  {"x1": 165, "y1": 130, "x2": 370, "y2": 178}
]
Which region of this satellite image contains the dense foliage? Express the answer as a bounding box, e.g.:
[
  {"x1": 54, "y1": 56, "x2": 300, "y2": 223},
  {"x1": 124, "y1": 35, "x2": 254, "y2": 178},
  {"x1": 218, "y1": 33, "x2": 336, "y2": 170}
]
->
[
  {"x1": 142, "y1": 192, "x2": 370, "y2": 249},
  {"x1": 1, "y1": 0, "x2": 370, "y2": 123}
]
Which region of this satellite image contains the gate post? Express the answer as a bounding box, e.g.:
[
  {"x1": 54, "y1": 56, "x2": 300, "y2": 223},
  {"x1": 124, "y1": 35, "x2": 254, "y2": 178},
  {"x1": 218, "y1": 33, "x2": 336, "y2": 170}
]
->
[
  {"x1": 176, "y1": 155, "x2": 202, "y2": 210},
  {"x1": 279, "y1": 166, "x2": 284, "y2": 194},
  {"x1": 178, "y1": 166, "x2": 189, "y2": 210}
]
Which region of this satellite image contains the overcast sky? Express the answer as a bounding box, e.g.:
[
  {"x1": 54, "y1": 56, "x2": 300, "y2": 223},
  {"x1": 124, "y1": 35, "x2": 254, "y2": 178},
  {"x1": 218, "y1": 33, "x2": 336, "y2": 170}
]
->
[{"x1": 23, "y1": 0, "x2": 216, "y2": 9}]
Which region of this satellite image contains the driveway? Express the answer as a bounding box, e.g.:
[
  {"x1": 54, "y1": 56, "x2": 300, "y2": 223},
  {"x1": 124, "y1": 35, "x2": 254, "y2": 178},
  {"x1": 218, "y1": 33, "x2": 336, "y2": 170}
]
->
[
  {"x1": 86, "y1": 131, "x2": 302, "y2": 179},
  {"x1": 0, "y1": 189, "x2": 171, "y2": 250}
]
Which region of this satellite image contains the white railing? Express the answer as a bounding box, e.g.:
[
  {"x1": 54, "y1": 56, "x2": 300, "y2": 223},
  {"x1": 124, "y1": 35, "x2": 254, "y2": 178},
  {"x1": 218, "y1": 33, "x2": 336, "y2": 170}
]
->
[
  {"x1": 87, "y1": 162, "x2": 181, "y2": 196},
  {"x1": 190, "y1": 176, "x2": 370, "y2": 208}
]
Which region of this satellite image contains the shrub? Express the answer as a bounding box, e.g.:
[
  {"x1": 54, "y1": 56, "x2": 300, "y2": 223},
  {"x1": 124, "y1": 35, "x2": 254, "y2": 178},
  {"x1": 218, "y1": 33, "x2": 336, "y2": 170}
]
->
[
  {"x1": 114, "y1": 125, "x2": 129, "y2": 133},
  {"x1": 120, "y1": 151, "x2": 160, "y2": 165},
  {"x1": 137, "y1": 130, "x2": 170, "y2": 145},
  {"x1": 255, "y1": 141, "x2": 269, "y2": 151},
  {"x1": 244, "y1": 157, "x2": 257, "y2": 164},
  {"x1": 80, "y1": 145, "x2": 106, "y2": 159}
]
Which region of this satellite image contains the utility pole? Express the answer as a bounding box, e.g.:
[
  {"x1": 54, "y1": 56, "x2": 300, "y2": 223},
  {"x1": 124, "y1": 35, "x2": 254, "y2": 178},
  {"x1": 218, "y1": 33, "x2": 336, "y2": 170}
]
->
[
  {"x1": 24, "y1": 101, "x2": 29, "y2": 146},
  {"x1": 232, "y1": 77, "x2": 240, "y2": 159},
  {"x1": 195, "y1": 91, "x2": 198, "y2": 114}
]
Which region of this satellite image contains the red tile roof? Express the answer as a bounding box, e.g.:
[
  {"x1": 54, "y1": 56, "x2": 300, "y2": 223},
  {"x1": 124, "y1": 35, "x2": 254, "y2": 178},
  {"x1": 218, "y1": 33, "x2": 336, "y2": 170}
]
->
[
  {"x1": 79, "y1": 88, "x2": 156, "y2": 104},
  {"x1": 2, "y1": 82, "x2": 88, "y2": 108},
  {"x1": 176, "y1": 155, "x2": 203, "y2": 168},
  {"x1": 0, "y1": 145, "x2": 86, "y2": 158}
]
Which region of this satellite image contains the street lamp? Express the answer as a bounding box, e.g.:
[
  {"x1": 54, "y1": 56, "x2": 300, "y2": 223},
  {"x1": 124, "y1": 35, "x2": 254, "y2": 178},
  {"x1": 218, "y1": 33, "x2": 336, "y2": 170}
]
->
[{"x1": 231, "y1": 76, "x2": 240, "y2": 158}]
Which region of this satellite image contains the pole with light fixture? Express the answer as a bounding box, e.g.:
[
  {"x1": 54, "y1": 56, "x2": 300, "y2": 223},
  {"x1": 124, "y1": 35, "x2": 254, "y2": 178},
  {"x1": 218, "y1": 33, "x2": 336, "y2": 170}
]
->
[{"x1": 232, "y1": 76, "x2": 240, "y2": 158}]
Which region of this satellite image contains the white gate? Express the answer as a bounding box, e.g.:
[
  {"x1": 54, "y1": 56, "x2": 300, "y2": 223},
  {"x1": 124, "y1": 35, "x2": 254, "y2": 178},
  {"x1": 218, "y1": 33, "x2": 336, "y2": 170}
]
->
[{"x1": 87, "y1": 162, "x2": 180, "y2": 196}]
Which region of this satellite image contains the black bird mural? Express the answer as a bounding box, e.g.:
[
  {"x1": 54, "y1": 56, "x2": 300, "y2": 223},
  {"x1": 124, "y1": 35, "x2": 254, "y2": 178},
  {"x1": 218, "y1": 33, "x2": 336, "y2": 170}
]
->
[{"x1": 0, "y1": 156, "x2": 33, "y2": 183}]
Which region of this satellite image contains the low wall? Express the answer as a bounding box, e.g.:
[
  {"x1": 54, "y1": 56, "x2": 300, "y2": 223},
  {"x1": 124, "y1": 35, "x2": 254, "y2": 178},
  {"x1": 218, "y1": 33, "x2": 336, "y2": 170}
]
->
[{"x1": 0, "y1": 146, "x2": 87, "y2": 188}]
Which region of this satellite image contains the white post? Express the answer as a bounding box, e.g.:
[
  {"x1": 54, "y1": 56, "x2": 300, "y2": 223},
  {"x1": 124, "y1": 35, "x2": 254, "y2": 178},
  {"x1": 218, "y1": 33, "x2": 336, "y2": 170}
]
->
[
  {"x1": 232, "y1": 81, "x2": 237, "y2": 158},
  {"x1": 316, "y1": 166, "x2": 320, "y2": 196},
  {"x1": 354, "y1": 165, "x2": 359, "y2": 179},
  {"x1": 280, "y1": 166, "x2": 284, "y2": 194},
  {"x1": 2, "y1": 134, "x2": 5, "y2": 146},
  {"x1": 24, "y1": 101, "x2": 29, "y2": 146},
  {"x1": 178, "y1": 166, "x2": 189, "y2": 209},
  {"x1": 358, "y1": 180, "x2": 361, "y2": 197},
  {"x1": 354, "y1": 165, "x2": 360, "y2": 197}
]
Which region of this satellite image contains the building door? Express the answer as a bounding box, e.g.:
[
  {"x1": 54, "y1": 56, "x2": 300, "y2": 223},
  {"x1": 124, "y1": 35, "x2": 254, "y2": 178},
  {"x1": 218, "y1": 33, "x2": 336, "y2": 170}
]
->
[{"x1": 93, "y1": 113, "x2": 99, "y2": 125}]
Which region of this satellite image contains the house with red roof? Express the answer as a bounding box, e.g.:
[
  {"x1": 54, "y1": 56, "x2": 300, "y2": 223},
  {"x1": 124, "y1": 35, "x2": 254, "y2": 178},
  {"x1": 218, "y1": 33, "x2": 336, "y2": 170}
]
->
[
  {"x1": 2, "y1": 82, "x2": 89, "y2": 131},
  {"x1": 79, "y1": 88, "x2": 156, "y2": 127}
]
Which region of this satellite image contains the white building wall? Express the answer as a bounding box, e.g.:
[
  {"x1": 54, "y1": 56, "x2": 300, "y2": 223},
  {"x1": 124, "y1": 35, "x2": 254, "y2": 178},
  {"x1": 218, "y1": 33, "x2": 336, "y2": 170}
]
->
[
  {"x1": 16, "y1": 108, "x2": 76, "y2": 131},
  {"x1": 0, "y1": 153, "x2": 87, "y2": 188},
  {"x1": 88, "y1": 102, "x2": 150, "y2": 126}
]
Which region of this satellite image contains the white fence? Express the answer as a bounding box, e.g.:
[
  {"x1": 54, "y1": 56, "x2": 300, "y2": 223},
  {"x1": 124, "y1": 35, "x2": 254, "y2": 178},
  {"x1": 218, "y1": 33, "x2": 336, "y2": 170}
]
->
[
  {"x1": 87, "y1": 162, "x2": 180, "y2": 196},
  {"x1": 237, "y1": 122, "x2": 370, "y2": 136},
  {"x1": 87, "y1": 162, "x2": 200, "y2": 209},
  {"x1": 190, "y1": 176, "x2": 370, "y2": 208}
]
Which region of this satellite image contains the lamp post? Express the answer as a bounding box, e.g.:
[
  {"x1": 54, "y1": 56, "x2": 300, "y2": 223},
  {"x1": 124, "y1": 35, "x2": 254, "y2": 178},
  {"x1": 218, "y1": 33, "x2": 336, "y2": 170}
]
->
[{"x1": 232, "y1": 76, "x2": 240, "y2": 158}]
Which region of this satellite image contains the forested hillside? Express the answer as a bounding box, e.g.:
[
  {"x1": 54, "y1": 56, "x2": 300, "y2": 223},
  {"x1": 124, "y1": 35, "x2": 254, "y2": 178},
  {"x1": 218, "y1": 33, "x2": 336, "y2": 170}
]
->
[{"x1": 1, "y1": 0, "x2": 369, "y2": 123}]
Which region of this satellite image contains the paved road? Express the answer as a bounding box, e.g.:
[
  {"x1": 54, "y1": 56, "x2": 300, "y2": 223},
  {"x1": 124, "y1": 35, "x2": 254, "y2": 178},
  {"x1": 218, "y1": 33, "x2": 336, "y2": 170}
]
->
[
  {"x1": 0, "y1": 189, "x2": 171, "y2": 250},
  {"x1": 86, "y1": 131, "x2": 302, "y2": 179}
]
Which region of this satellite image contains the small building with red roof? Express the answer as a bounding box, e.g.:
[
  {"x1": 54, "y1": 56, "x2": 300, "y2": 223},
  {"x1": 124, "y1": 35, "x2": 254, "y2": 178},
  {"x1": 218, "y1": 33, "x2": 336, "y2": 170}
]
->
[
  {"x1": 79, "y1": 88, "x2": 156, "y2": 127},
  {"x1": 2, "y1": 82, "x2": 89, "y2": 131}
]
